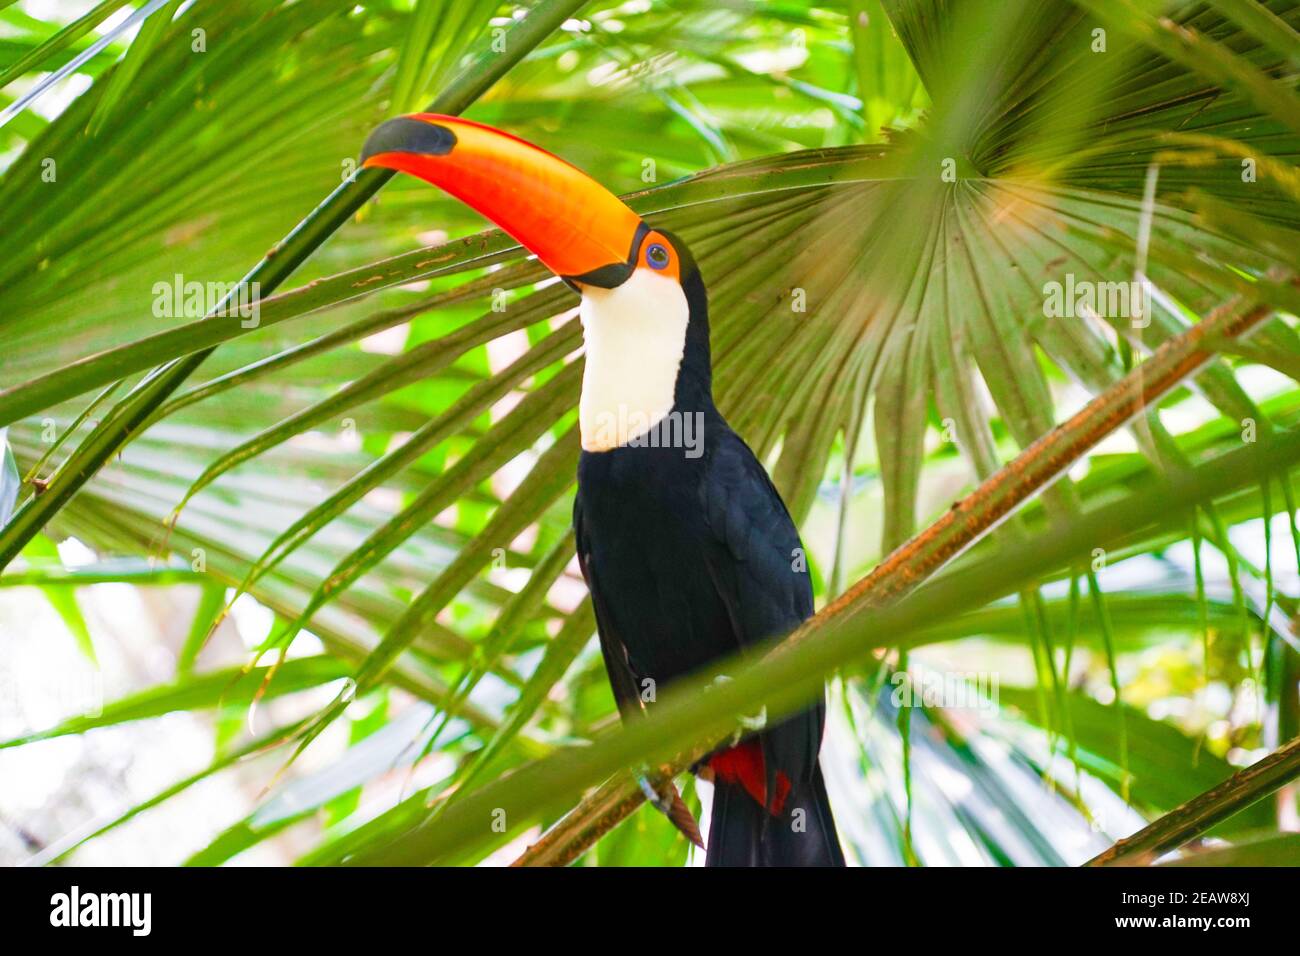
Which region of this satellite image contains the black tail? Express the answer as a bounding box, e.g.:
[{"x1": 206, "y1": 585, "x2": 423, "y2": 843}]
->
[{"x1": 706, "y1": 763, "x2": 845, "y2": 867}]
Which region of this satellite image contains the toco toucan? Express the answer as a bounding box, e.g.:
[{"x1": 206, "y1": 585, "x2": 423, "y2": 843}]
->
[{"x1": 360, "y1": 114, "x2": 844, "y2": 867}]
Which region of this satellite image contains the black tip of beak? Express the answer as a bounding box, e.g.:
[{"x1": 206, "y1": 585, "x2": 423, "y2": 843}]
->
[{"x1": 359, "y1": 116, "x2": 457, "y2": 165}]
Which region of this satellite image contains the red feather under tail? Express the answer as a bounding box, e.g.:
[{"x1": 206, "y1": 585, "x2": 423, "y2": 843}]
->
[{"x1": 709, "y1": 739, "x2": 791, "y2": 815}]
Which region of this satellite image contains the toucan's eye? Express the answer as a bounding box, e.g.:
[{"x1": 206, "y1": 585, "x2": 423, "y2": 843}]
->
[{"x1": 646, "y1": 243, "x2": 670, "y2": 270}]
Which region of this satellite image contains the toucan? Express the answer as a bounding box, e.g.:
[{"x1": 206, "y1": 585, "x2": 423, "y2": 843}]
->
[{"x1": 360, "y1": 114, "x2": 844, "y2": 867}]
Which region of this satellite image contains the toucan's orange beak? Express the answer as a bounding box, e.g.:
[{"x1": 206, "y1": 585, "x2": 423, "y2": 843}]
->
[{"x1": 360, "y1": 114, "x2": 646, "y2": 288}]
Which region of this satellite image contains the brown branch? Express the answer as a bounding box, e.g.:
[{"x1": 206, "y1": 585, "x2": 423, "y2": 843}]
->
[
  {"x1": 1086, "y1": 733, "x2": 1300, "y2": 866},
  {"x1": 511, "y1": 769, "x2": 658, "y2": 867},
  {"x1": 513, "y1": 294, "x2": 1275, "y2": 867}
]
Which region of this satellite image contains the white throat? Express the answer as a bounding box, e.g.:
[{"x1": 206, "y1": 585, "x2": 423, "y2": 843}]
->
[{"x1": 578, "y1": 268, "x2": 690, "y2": 453}]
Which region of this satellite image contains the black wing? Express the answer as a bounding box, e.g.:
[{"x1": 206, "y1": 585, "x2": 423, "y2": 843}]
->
[
  {"x1": 698, "y1": 426, "x2": 822, "y2": 789},
  {"x1": 699, "y1": 428, "x2": 814, "y2": 639}
]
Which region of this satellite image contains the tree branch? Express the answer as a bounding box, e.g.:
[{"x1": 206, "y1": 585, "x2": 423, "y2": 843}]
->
[
  {"x1": 1087, "y1": 733, "x2": 1300, "y2": 866},
  {"x1": 512, "y1": 294, "x2": 1278, "y2": 867}
]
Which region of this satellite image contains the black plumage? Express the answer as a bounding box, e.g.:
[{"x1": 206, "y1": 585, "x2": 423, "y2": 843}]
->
[{"x1": 574, "y1": 237, "x2": 844, "y2": 866}]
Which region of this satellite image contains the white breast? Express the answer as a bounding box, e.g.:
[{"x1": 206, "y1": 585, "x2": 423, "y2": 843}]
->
[{"x1": 578, "y1": 268, "x2": 689, "y2": 453}]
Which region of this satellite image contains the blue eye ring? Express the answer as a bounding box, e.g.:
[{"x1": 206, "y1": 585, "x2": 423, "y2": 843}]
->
[{"x1": 646, "y1": 242, "x2": 670, "y2": 270}]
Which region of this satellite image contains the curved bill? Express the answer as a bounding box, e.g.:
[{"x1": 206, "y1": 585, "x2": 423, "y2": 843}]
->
[{"x1": 360, "y1": 114, "x2": 646, "y2": 288}]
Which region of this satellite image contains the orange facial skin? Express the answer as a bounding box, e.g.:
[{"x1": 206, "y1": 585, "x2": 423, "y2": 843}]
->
[{"x1": 631, "y1": 229, "x2": 682, "y2": 284}]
